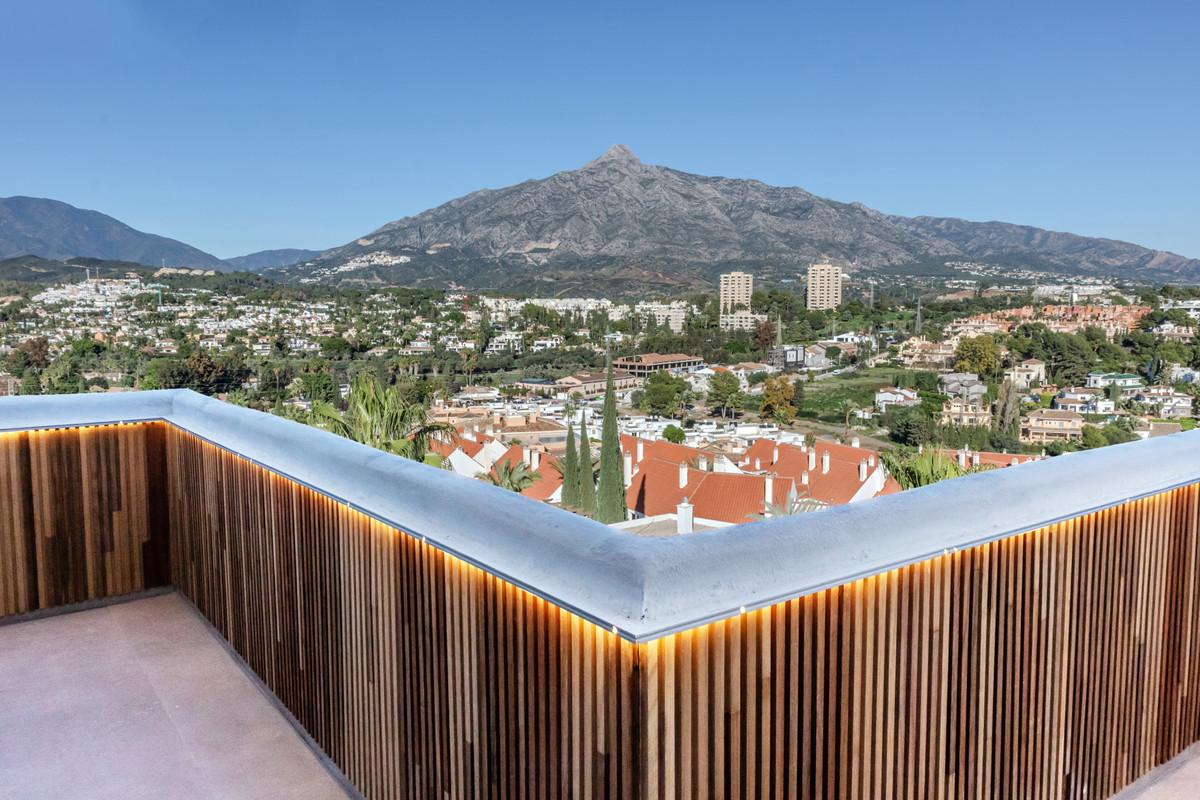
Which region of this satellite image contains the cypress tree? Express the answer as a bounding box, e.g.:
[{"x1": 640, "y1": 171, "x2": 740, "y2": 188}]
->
[
  {"x1": 595, "y1": 362, "x2": 626, "y2": 523},
  {"x1": 576, "y1": 413, "x2": 596, "y2": 516},
  {"x1": 561, "y1": 417, "x2": 580, "y2": 509}
]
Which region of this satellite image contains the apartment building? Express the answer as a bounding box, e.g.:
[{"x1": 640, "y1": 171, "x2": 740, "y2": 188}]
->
[
  {"x1": 806, "y1": 263, "x2": 843, "y2": 310},
  {"x1": 554, "y1": 369, "x2": 642, "y2": 398},
  {"x1": 612, "y1": 353, "x2": 704, "y2": 376},
  {"x1": 1004, "y1": 358, "x2": 1047, "y2": 389},
  {"x1": 1053, "y1": 387, "x2": 1115, "y2": 415},
  {"x1": 718, "y1": 309, "x2": 768, "y2": 332},
  {"x1": 1131, "y1": 385, "x2": 1195, "y2": 418},
  {"x1": 1085, "y1": 371, "x2": 1144, "y2": 391},
  {"x1": 719, "y1": 271, "x2": 754, "y2": 313},
  {"x1": 941, "y1": 397, "x2": 992, "y2": 427},
  {"x1": 1021, "y1": 408, "x2": 1085, "y2": 443}
]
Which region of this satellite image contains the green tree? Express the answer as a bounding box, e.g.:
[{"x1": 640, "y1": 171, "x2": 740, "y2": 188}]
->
[
  {"x1": 481, "y1": 460, "x2": 540, "y2": 492},
  {"x1": 1080, "y1": 425, "x2": 1107, "y2": 449},
  {"x1": 300, "y1": 370, "x2": 338, "y2": 405},
  {"x1": 993, "y1": 380, "x2": 1021, "y2": 436},
  {"x1": 881, "y1": 449, "x2": 964, "y2": 490},
  {"x1": 140, "y1": 357, "x2": 195, "y2": 390},
  {"x1": 320, "y1": 335, "x2": 354, "y2": 359},
  {"x1": 560, "y1": 420, "x2": 581, "y2": 508},
  {"x1": 595, "y1": 364, "x2": 626, "y2": 523},
  {"x1": 639, "y1": 370, "x2": 689, "y2": 416},
  {"x1": 707, "y1": 371, "x2": 743, "y2": 418},
  {"x1": 759, "y1": 375, "x2": 796, "y2": 423},
  {"x1": 887, "y1": 406, "x2": 935, "y2": 446},
  {"x1": 310, "y1": 373, "x2": 451, "y2": 462},
  {"x1": 791, "y1": 377, "x2": 806, "y2": 416},
  {"x1": 954, "y1": 335, "x2": 999, "y2": 377},
  {"x1": 663, "y1": 424, "x2": 686, "y2": 444},
  {"x1": 576, "y1": 414, "x2": 597, "y2": 516}
]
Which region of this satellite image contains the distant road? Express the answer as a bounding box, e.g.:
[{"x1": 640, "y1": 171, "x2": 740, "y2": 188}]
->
[{"x1": 811, "y1": 364, "x2": 859, "y2": 381}]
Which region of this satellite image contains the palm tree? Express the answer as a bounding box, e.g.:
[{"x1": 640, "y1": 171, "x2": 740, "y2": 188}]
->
[
  {"x1": 310, "y1": 373, "x2": 451, "y2": 462},
  {"x1": 838, "y1": 399, "x2": 858, "y2": 436},
  {"x1": 880, "y1": 448, "x2": 997, "y2": 490},
  {"x1": 462, "y1": 352, "x2": 478, "y2": 385},
  {"x1": 480, "y1": 460, "x2": 541, "y2": 493},
  {"x1": 747, "y1": 486, "x2": 825, "y2": 520}
]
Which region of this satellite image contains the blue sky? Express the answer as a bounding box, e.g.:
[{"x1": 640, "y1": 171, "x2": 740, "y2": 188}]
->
[{"x1": 2, "y1": 0, "x2": 1196, "y2": 259}]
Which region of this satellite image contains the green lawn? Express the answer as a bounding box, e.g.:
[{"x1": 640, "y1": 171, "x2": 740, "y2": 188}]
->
[{"x1": 797, "y1": 367, "x2": 895, "y2": 424}]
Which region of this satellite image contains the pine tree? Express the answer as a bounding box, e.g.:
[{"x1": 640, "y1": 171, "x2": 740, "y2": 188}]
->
[
  {"x1": 595, "y1": 362, "x2": 626, "y2": 523},
  {"x1": 576, "y1": 414, "x2": 596, "y2": 516},
  {"x1": 561, "y1": 417, "x2": 580, "y2": 508}
]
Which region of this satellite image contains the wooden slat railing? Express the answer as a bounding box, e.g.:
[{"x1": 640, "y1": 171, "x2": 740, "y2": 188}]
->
[{"x1": 3, "y1": 393, "x2": 1200, "y2": 799}]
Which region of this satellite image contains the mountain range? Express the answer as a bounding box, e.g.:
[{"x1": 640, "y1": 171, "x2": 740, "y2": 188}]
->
[
  {"x1": 281, "y1": 145, "x2": 1200, "y2": 290},
  {"x1": 0, "y1": 197, "x2": 314, "y2": 274},
  {"x1": 5, "y1": 148, "x2": 1198, "y2": 289}
]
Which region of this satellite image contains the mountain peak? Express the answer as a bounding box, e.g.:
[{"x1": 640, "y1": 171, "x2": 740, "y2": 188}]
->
[{"x1": 586, "y1": 144, "x2": 640, "y2": 168}]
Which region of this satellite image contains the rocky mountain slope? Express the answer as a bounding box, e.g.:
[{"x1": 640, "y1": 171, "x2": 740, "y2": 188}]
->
[
  {"x1": 0, "y1": 196, "x2": 227, "y2": 269},
  {"x1": 282, "y1": 145, "x2": 1200, "y2": 290}
]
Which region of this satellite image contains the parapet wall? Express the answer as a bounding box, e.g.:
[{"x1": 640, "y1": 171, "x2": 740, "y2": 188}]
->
[{"x1": 4, "y1": 390, "x2": 1200, "y2": 798}]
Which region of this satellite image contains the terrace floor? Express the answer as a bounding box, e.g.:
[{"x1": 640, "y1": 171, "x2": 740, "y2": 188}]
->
[
  {"x1": 1115, "y1": 742, "x2": 1200, "y2": 800},
  {"x1": 0, "y1": 592, "x2": 351, "y2": 800}
]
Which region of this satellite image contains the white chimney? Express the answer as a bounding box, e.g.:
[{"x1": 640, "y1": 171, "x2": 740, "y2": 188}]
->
[
  {"x1": 522, "y1": 446, "x2": 532, "y2": 467},
  {"x1": 868, "y1": 454, "x2": 876, "y2": 467},
  {"x1": 821, "y1": 451, "x2": 830, "y2": 475},
  {"x1": 1010, "y1": 456, "x2": 1019, "y2": 466},
  {"x1": 764, "y1": 473, "x2": 775, "y2": 509},
  {"x1": 623, "y1": 451, "x2": 633, "y2": 488},
  {"x1": 636, "y1": 439, "x2": 645, "y2": 462},
  {"x1": 754, "y1": 457, "x2": 761, "y2": 470},
  {"x1": 772, "y1": 445, "x2": 780, "y2": 464},
  {"x1": 858, "y1": 459, "x2": 867, "y2": 482},
  {"x1": 851, "y1": 436, "x2": 860, "y2": 448},
  {"x1": 971, "y1": 452, "x2": 980, "y2": 467},
  {"x1": 676, "y1": 499, "x2": 694, "y2": 535},
  {"x1": 807, "y1": 450, "x2": 816, "y2": 471},
  {"x1": 801, "y1": 470, "x2": 809, "y2": 486},
  {"x1": 678, "y1": 462, "x2": 689, "y2": 489},
  {"x1": 698, "y1": 454, "x2": 709, "y2": 472},
  {"x1": 530, "y1": 449, "x2": 541, "y2": 470},
  {"x1": 957, "y1": 450, "x2": 967, "y2": 469}
]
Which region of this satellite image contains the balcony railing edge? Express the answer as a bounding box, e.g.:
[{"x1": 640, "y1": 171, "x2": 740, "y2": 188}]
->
[{"x1": 4, "y1": 389, "x2": 1199, "y2": 642}]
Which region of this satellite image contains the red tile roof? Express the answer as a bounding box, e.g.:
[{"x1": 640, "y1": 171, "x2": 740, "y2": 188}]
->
[
  {"x1": 935, "y1": 448, "x2": 1040, "y2": 469},
  {"x1": 741, "y1": 439, "x2": 880, "y2": 506},
  {"x1": 429, "y1": 432, "x2": 488, "y2": 460},
  {"x1": 618, "y1": 435, "x2": 889, "y2": 522},
  {"x1": 625, "y1": 458, "x2": 796, "y2": 524},
  {"x1": 490, "y1": 444, "x2": 563, "y2": 502}
]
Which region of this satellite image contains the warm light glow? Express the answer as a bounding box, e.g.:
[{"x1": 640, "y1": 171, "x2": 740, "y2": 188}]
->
[{"x1": 8, "y1": 419, "x2": 1195, "y2": 648}]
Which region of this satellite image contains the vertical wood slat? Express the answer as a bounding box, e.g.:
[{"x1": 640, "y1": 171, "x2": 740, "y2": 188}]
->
[
  {"x1": 6, "y1": 420, "x2": 1200, "y2": 800},
  {"x1": 0, "y1": 423, "x2": 168, "y2": 617},
  {"x1": 162, "y1": 428, "x2": 1200, "y2": 800}
]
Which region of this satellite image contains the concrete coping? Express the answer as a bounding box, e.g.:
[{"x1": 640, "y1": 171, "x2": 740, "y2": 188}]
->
[{"x1": 3, "y1": 389, "x2": 1199, "y2": 642}]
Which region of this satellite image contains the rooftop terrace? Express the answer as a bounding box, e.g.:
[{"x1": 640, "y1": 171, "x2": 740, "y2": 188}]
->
[
  {"x1": 0, "y1": 593, "x2": 350, "y2": 799},
  {"x1": 4, "y1": 388, "x2": 1200, "y2": 798}
]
